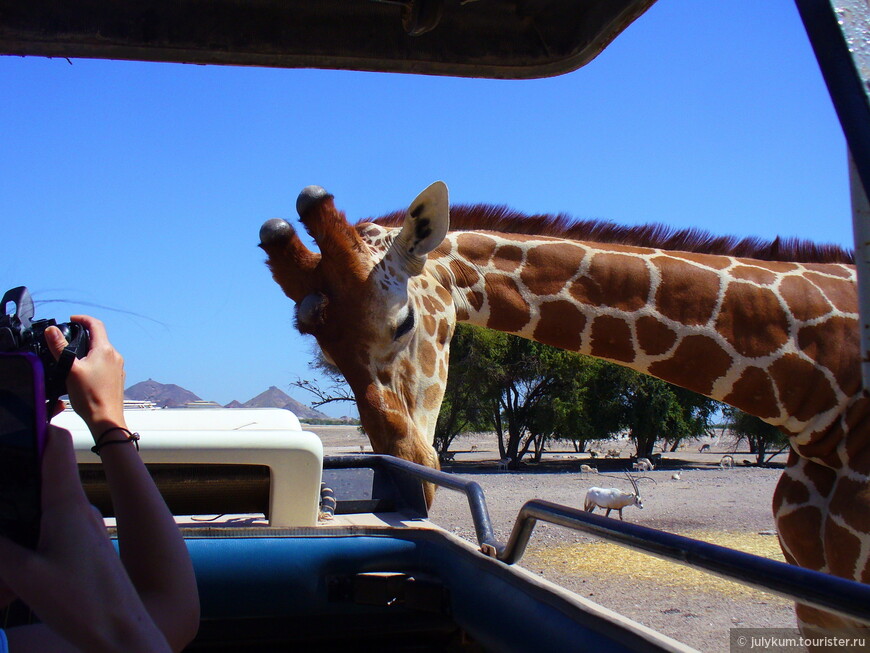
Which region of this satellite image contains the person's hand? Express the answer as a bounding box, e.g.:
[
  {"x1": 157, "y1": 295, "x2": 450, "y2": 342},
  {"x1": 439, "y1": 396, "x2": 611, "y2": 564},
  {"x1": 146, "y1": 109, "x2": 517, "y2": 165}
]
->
[
  {"x1": 44, "y1": 315, "x2": 127, "y2": 436},
  {"x1": 0, "y1": 426, "x2": 170, "y2": 652}
]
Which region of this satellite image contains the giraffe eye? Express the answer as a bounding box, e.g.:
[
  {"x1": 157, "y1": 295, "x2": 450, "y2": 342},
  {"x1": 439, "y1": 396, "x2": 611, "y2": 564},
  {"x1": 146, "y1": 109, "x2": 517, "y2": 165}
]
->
[{"x1": 394, "y1": 308, "x2": 415, "y2": 340}]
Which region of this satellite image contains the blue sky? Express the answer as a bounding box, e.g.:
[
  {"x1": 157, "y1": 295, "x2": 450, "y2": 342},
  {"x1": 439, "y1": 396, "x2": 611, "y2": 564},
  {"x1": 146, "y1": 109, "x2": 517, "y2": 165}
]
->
[{"x1": 1, "y1": 1, "x2": 850, "y2": 417}]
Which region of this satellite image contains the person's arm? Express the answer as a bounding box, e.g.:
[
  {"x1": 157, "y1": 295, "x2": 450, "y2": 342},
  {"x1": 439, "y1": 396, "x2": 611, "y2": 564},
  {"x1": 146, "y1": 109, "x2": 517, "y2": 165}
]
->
[
  {"x1": 0, "y1": 426, "x2": 171, "y2": 653},
  {"x1": 45, "y1": 316, "x2": 200, "y2": 651}
]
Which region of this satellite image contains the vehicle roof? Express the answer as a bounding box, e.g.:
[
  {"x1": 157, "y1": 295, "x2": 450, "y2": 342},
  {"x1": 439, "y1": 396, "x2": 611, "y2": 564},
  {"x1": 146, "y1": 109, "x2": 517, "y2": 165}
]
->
[{"x1": 0, "y1": 0, "x2": 656, "y2": 79}]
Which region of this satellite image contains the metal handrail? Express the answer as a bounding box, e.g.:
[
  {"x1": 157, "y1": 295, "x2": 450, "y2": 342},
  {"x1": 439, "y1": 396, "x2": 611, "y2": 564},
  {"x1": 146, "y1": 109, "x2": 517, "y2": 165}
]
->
[
  {"x1": 326, "y1": 455, "x2": 870, "y2": 626},
  {"x1": 502, "y1": 499, "x2": 870, "y2": 626},
  {"x1": 324, "y1": 454, "x2": 504, "y2": 556}
]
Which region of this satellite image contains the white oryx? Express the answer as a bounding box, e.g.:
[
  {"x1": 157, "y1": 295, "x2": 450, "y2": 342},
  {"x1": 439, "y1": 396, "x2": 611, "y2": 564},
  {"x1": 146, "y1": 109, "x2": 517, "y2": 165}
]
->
[
  {"x1": 583, "y1": 473, "x2": 646, "y2": 520},
  {"x1": 632, "y1": 457, "x2": 654, "y2": 472}
]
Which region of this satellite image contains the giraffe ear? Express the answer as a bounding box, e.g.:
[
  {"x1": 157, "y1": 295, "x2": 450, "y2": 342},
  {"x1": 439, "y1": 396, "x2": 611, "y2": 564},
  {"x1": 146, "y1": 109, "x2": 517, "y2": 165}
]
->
[{"x1": 390, "y1": 181, "x2": 449, "y2": 275}]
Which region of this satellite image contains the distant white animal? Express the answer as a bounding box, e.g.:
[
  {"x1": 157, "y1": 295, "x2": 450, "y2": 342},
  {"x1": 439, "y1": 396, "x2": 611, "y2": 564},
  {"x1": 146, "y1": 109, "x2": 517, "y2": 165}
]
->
[
  {"x1": 580, "y1": 464, "x2": 598, "y2": 474},
  {"x1": 671, "y1": 472, "x2": 681, "y2": 480},
  {"x1": 497, "y1": 457, "x2": 512, "y2": 471},
  {"x1": 583, "y1": 474, "x2": 644, "y2": 520},
  {"x1": 632, "y1": 457, "x2": 654, "y2": 472},
  {"x1": 719, "y1": 455, "x2": 734, "y2": 469}
]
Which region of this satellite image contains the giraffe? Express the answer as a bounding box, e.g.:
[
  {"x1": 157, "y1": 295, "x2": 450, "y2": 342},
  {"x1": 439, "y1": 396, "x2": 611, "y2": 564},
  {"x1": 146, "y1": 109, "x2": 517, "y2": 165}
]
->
[{"x1": 259, "y1": 181, "x2": 868, "y2": 631}]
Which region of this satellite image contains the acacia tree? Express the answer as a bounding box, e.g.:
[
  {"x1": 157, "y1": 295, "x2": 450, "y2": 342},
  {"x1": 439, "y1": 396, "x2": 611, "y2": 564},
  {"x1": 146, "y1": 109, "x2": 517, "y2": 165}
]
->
[
  {"x1": 453, "y1": 332, "x2": 607, "y2": 467},
  {"x1": 433, "y1": 324, "x2": 497, "y2": 457},
  {"x1": 487, "y1": 335, "x2": 573, "y2": 467},
  {"x1": 524, "y1": 355, "x2": 603, "y2": 461},
  {"x1": 723, "y1": 406, "x2": 789, "y2": 465},
  {"x1": 584, "y1": 364, "x2": 720, "y2": 457}
]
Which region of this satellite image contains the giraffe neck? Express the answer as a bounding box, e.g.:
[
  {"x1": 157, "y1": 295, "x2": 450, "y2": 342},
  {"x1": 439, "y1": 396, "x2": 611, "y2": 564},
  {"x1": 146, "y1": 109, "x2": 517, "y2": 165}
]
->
[{"x1": 431, "y1": 230, "x2": 860, "y2": 445}]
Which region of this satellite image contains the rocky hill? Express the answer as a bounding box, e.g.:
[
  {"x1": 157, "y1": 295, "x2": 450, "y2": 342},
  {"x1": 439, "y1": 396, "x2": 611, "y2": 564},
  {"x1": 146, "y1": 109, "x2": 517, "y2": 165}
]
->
[
  {"x1": 239, "y1": 386, "x2": 329, "y2": 420},
  {"x1": 125, "y1": 379, "x2": 201, "y2": 408},
  {"x1": 125, "y1": 379, "x2": 328, "y2": 419}
]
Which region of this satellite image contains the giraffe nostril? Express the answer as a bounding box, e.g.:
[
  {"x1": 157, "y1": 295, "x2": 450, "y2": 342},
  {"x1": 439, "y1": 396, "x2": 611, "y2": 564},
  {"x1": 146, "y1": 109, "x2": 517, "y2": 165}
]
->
[{"x1": 297, "y1": 185, "x2": 331, "y2": 217}]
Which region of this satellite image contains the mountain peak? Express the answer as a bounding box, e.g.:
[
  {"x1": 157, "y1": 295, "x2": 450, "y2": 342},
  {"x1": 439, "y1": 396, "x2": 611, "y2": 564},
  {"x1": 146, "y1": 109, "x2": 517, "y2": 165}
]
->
[
  {"x1": 124, "y1": 380, "x2": 328, "y2": 419},
  {"x1": 125, "y1": 379, "x2": 201, "y2": 408},
  {"x1": 242, "y1": 386, "x2": 328, "y2": 419}
]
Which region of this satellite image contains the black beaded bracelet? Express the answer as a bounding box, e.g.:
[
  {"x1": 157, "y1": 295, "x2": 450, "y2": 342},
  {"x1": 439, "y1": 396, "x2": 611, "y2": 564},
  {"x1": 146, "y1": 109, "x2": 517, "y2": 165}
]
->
[{"x1": 91, "y1": 427, "x2": 141, "y2": 455}]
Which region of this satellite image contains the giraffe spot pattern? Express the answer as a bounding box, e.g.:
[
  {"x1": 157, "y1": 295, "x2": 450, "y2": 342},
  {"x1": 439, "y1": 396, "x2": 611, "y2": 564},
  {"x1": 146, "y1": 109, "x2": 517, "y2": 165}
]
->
[
  {"x1": 797, "y1": 317, "x2": 860, "y2": 394},
  {"x1": 423, "y1": 314, "x2": 437, "y2": 336},
  {"x1": 777, "y1": 505, "x2": 826, "y2": 570},
  {"x1": 456, "y1": 233, "x2": 497, "y2": 265},
  {"x1": 715, "y1": 283, "x2": 790, "y2": 358},
  {"x1": 635, "y1": 315, "x2": 677, "y2": 356},
  {"x1": 802, "y1": 459, "x2": 837, "y2": 498},
  {"x1": 466, "y1": 291, "x2": 484, "y2": 312},
  {"x1": 804, "y1": 272, "x2": 856, "y2": 313},
  {"x1": 778, "y1": 275, "x2": 832, "y2": 321},
  {"x1": 829, "y1": 477, "x2": 870, "y2": 535},
  {"x1": 803, "y1": 262, "x2": 853, "y2": 279},
  {"x1": 429, "y1": 241, "x2": 451, "y2": 259},
  {"x1": 824, "y1": 518, "x2": 863, "y2": 577},
  {"x1": 435, "y1": 285, "x2": 452, "y2": 304},
  {"x1": 485, "y1": 274, "x2": 531, "y2": 332},
  {"x1": 590, "y1": 315, "x2": 634, "y2": 363},
  {"x1": 731, "y1": 265, "x2": 778, "y2": 285},
  {"x1": 668, "y1": 251, "x2": 732, "y2": 270},
  {"x1": 774, "y1": 468, "x2": 811, "y2": 507},
  {"x1": 769, "y1": 354, "x2": 838, "y2": 422},
  {"x1": 723, "y1": 366, "x2": 780, "y2": 420},
  {"x1": 437, "y1": 319, "x2": 450, "y2": 345},
  {"x1": 422, "y1": 295, "x2": 445, "y2": 315},
  {"x1": 648, "y1": 335, "x2": 732, "y2": 395},
  {"x1": 423, "y1": 384, "x2": 443, "y2": 411},
  {"x1": 570, "y1": 253, "x2": 650, "y2": 312},
  {"x1": 653, "y1": 257, "x2": 721, "y2": 326},
  {"x1": 450, "y1": 259, "x2": 479, "y2": 288},
  {"x1": 419, "y1": 341, "x2": 437, "y2": 378},
  {"x1": 534, "y1": 301, "x2": 586, "y2": 351},
  {"x1": 493, "y1": 245, "x2": 524, "y2": 272},
  {"x1": 736, "y1": 258, "x2": 799, "y2": 274},
  {"x1": 521, "y1": 242, "x2": 586, "y2": 296}
]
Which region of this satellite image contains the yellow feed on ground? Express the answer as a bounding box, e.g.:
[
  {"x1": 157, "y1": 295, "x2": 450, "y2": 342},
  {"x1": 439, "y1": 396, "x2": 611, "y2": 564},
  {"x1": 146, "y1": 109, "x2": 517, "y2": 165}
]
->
[{"x1": 524, "y1": 530, "x2": 789, "y2": 599}]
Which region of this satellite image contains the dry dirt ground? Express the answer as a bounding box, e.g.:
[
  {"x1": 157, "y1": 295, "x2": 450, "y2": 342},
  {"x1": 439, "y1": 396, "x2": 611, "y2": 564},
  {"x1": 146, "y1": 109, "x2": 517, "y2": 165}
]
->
[{"x1": 307, "y1": 425, "x2": 799, "y2": 653}]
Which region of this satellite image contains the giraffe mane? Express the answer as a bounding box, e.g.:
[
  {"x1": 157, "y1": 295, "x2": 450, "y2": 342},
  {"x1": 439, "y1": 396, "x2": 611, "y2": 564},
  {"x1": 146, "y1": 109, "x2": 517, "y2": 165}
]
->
[{"x1": 364, "y1": 204, "x2": 854, "y2": 265}]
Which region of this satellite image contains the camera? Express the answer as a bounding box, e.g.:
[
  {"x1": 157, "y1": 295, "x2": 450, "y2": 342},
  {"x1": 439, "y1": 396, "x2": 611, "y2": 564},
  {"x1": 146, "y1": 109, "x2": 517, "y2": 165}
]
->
[{"x1": 0, "y1": 286, "x2": 90, "y2": 401}]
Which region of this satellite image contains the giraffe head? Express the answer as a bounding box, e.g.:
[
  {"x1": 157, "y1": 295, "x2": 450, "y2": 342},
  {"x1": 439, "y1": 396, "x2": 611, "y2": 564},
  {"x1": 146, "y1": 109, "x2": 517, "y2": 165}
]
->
[{"x1": 259, "y1": 182, "x2": 453, "y2": 500}]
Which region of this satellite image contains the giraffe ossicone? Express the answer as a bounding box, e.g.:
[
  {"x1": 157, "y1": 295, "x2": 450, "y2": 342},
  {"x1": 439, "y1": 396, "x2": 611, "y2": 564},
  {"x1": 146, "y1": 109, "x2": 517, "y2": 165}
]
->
[{"x1": 261, "y1": 180, "x2": 868, "y2": 632}]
